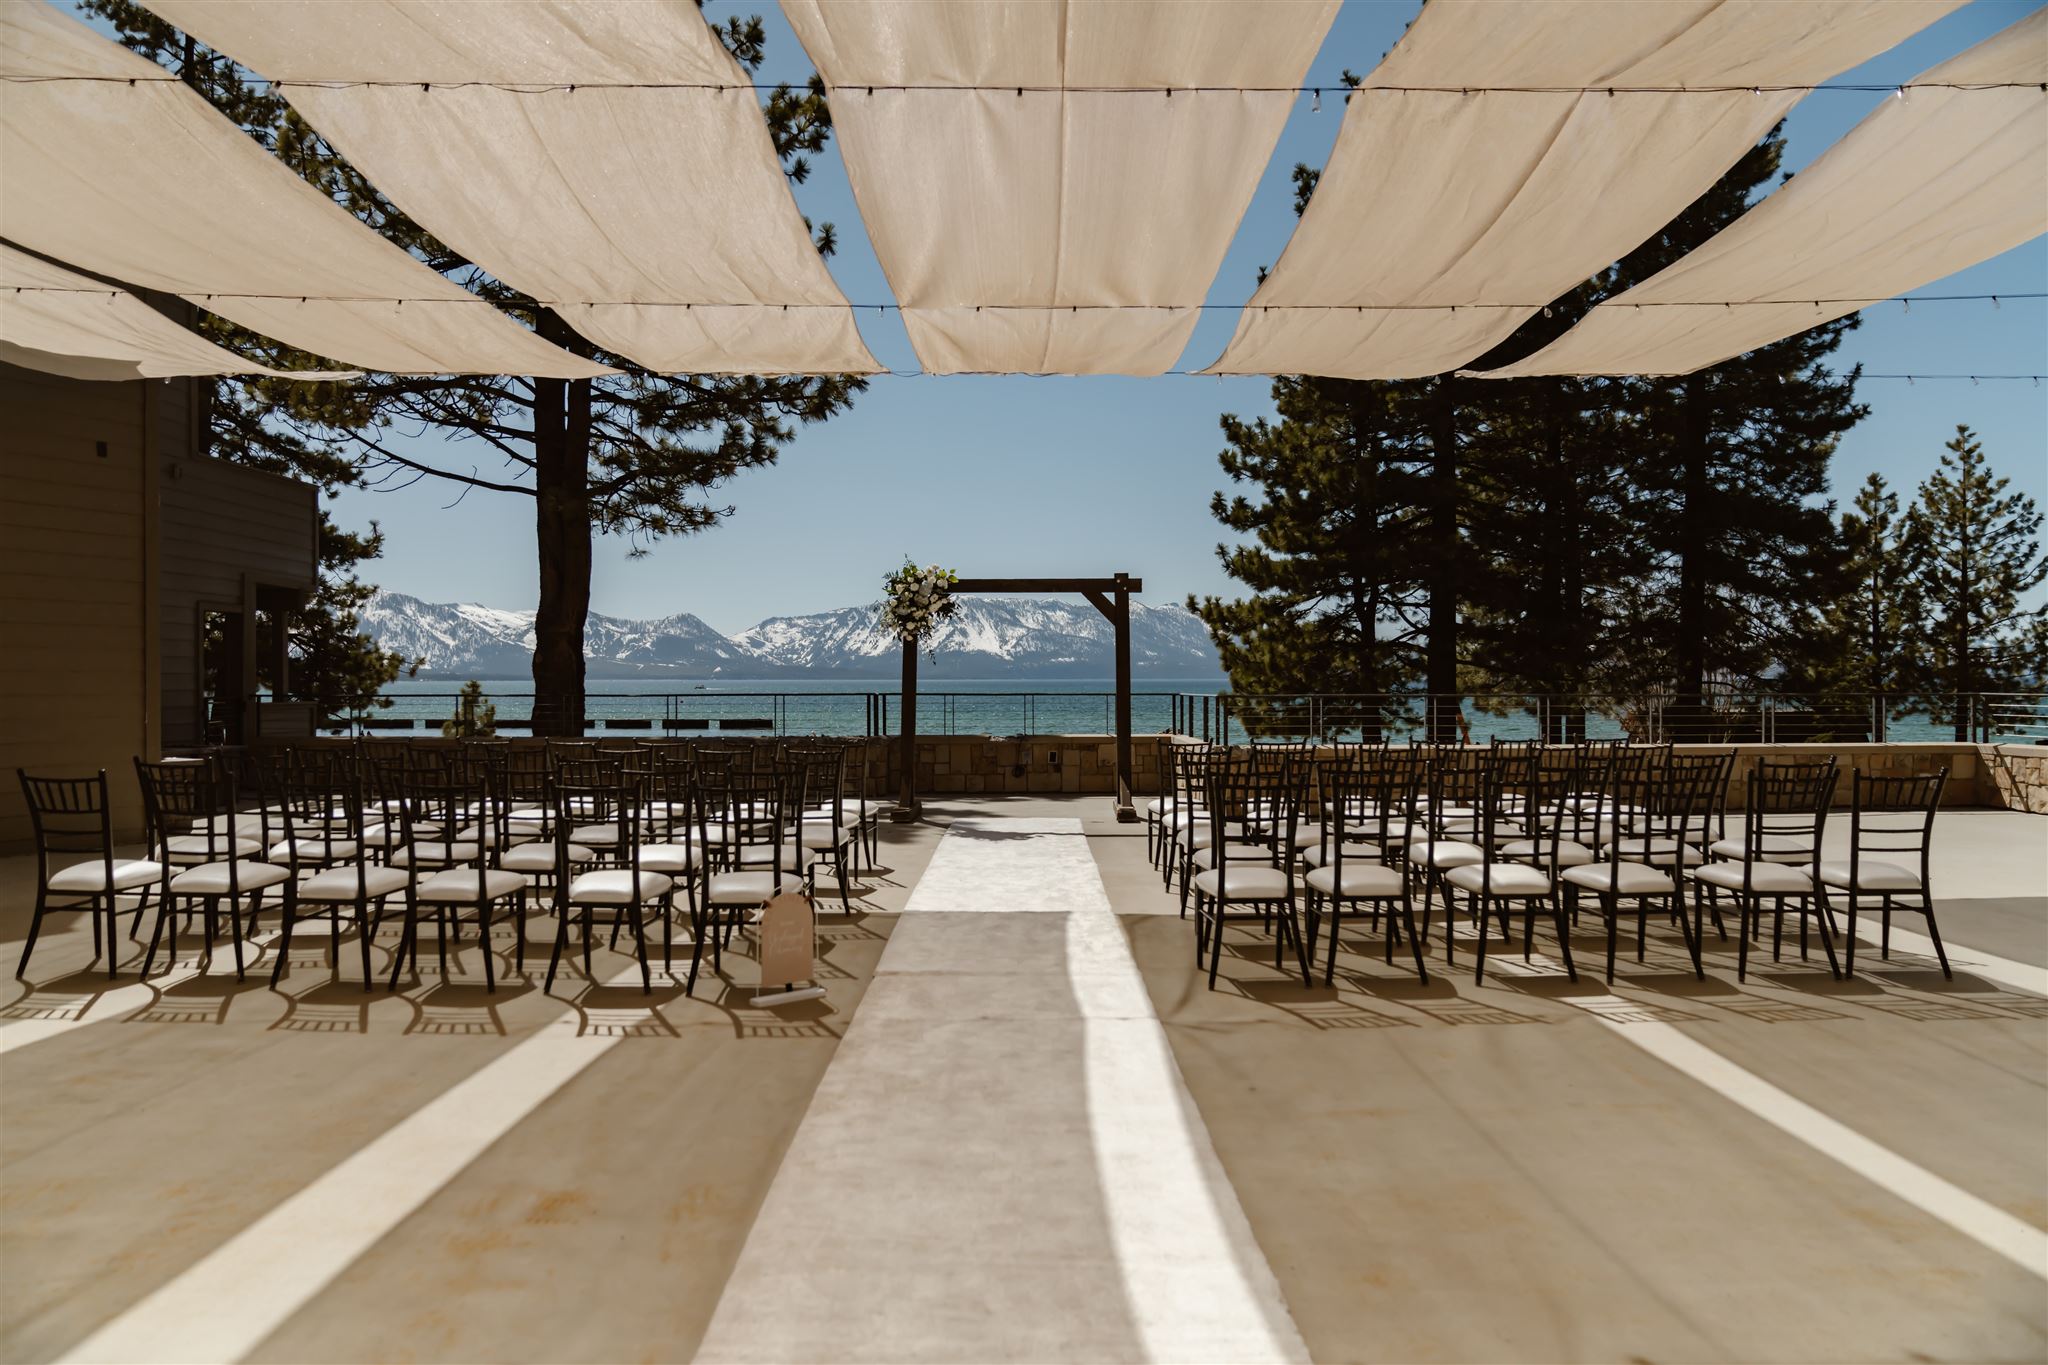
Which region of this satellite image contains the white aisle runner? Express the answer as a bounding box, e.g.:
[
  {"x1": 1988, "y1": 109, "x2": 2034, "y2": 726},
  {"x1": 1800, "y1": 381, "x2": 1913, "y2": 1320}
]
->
[{"x1": 695, "y1": 817, "x2": 1307, "y2": 1364}]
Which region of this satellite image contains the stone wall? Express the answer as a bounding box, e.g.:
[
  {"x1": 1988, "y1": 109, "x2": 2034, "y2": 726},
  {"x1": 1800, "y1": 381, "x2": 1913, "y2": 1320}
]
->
[
  {"x1": 893, "y1": 735, "x2": 1167, "y2": 796},
  {"x1": 255, "y1": 733, "x2": 2045, "y2": 812},
  {"x1": 1978, "y1": 744, "x2": 2048, "y2": 814}
]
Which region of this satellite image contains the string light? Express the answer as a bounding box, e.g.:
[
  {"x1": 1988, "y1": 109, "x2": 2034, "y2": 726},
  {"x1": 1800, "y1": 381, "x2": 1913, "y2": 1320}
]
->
[
  {"x1": 3, "y1": 73, "x2": 2039, "y2": 96},
  {"x1": 4, "y1": 285, "x2": 2037, "y2": 312}
]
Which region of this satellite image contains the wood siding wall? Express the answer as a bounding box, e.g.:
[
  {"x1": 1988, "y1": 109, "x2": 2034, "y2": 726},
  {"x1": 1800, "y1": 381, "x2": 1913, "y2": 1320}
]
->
[
  {"x1": 159, "y1": 455, "x2": 317, "y2": 748},
  {"x1": 0, "y1": 364, "x2": 166, "y2": 845}
]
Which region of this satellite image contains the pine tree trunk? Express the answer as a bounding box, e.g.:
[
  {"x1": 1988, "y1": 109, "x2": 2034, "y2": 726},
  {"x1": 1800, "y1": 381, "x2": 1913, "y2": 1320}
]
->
[
  {"x1": 1674, "y1": 376, "x2": 1710, "y2": 725},
  {"x1": 530, "y1": 313, "x2": 592, "y2": 738},
  {"x1": 1427, "y1": 378, "x2": 1461, "y2": 741}
]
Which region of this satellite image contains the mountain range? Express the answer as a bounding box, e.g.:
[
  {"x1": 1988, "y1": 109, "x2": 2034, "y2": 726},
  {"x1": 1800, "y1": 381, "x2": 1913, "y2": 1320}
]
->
[{"x1": 360, "y1": 591, "x2": 1223, "y2": 680}]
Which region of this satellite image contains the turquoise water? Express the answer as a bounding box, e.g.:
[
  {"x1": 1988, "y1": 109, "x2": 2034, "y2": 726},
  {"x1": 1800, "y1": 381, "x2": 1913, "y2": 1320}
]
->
[
  {"x1": 348, "y1": 679, "x2": 2022, "y2": 742},
  {"x1": 355, "y1": 677, "x2": 1216, "y2": 737}
]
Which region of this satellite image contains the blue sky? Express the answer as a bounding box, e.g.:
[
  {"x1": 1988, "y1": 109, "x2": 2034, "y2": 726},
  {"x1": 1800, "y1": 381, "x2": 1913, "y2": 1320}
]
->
[{"x1": 327, "y1": 0, "x2": 2048, "y2": 634}]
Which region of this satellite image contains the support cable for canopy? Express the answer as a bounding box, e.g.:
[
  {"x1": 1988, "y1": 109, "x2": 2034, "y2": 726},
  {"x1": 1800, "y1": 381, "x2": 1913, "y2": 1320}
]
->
[
  {"x1": 4, "y1": 75, "x2": 2040, "y2": 95},
  {"x1": 9, "y1": 287, "x2": 2040, "y2": 312}
]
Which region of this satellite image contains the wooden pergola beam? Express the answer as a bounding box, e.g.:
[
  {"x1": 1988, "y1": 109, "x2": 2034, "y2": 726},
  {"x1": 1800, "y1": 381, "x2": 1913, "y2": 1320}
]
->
[{"x1": 896, "y1": 573, "x2": 1143, "y2": 823}]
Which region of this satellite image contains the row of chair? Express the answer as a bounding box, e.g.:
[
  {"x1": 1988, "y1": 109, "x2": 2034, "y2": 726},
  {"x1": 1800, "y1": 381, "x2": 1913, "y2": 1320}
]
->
[
  {"x1": 15, "y1": 738, "x2": 889, "y2": 996},
  {"x1": 1148, "y1": 741, "x2": 1949, "y2": 991}
]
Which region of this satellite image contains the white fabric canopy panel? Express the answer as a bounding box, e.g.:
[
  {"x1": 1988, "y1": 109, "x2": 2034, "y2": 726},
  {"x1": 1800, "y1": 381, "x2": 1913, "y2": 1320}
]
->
[
  {"x1": 146, "y1": 0, "x2": 879, "y2": 376},
  {"x1": 1204, "y1": 0, "x2": 1967, "y2": 380},
  {"x1": 783, "y1": 0, "x2": 1339, "y2": 374},
  {"x1": 0, "y1": 1, "x2": 605, "y2": 378},
  {"x1": 1474, "y1": 10, "x2": 2048, "y2": 379},
  {"x1": 0, "y1": 244, "x2": 357, "y2": 382}
]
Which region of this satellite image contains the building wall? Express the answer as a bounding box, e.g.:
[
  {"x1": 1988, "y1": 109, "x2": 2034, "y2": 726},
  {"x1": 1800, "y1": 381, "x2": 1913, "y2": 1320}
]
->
[
  {"x1": 159, "y1": 453, "x2": 317, "y2": 747},
  {"x1": 0, "y1": 364, "x2": 167, "y2": 845}
]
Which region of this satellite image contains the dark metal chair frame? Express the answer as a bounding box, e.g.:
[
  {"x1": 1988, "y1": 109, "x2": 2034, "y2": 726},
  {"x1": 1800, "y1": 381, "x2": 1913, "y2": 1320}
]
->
[
  {"x1": 1191, "y1": 749, "x2": 1311, "y2": 990},
  {"x1": 1834, "y1": 767, "x2": 1950, "y2": 978},
  {"x1": 134, "y1": 757, "x2": 284, "y2": 982},
  {"x1": 1302, "y1": 749, "x2": 1429, "y2": 984},
  {"x1": 14, "y1": 768, "x2": 153, "y2": 979}
]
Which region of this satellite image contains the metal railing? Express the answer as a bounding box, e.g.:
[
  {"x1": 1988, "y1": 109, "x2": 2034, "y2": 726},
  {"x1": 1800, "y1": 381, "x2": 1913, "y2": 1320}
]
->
[
  {"x1": 318, "y1": 688, "x2": 1189, "y2": 739},
  {"x1": 1167, "y1": 691, "x2": 2048, "y2": 746}
]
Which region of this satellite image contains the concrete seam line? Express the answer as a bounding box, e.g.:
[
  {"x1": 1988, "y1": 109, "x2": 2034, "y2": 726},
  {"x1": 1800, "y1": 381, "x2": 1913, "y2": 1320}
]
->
[
  {"x1": 1479, "y1": 944, "x2": 2048, "y2": 1280},
  {"x1": 52, "y1": 965, "x2": 644, "y2": 1365},
  {"x1": 1599, "y1": 1013, "x2": 2048, "y2": 1279}
]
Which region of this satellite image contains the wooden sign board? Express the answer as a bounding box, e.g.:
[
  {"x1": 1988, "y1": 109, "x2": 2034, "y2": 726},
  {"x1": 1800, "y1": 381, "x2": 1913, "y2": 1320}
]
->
[{"x1": 758, "y1": 893, "x2": 816, "y2": 993}]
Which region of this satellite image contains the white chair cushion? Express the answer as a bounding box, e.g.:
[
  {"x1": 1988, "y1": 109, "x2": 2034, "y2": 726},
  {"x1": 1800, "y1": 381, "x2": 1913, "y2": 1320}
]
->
[
  {"x1": 389, "y1": 841, "x2": 481, "y2": 868},
  {"x1": 1690, "y1": 862, "x2": 1816, "y2": 895},
  {"x1": 799, "y1": 822, "x2": 855, "y2": 850},
  {"x1": 1304, "y1": 863, "x2": 1405, "y2": 898},
  {"x1": 1303, "y1": 840, "x2": 1381, "y2": 868},
  {"x1": 569, "y1": 823, "x2": 621, "y2": 846},
  {"x1": 416, "y1": 867, "x2": 528, "y2": 903},
  {"x1": 163, "y1": 833, "x2": 263, "y2": 861},
  {"x1": 1817, "y1": 859, "x2": 1922, "y2": 892},
  {"x1": 1445, "y1": 863, "x2": 1554, "y2": 896},
  {"x1": 1180, "y1": 822, "x2": 1247, "y2": 851},
  {"x1": 1145, "y1": 797, "x2": 1175, "y2": 815},
  {"x1": 1562, "y1": 862, "x2": 1677, "y2": 896},
  {"x1": 269, "y1": 837, "x2": 359, "y2": 863},
  {"x1": 1193, "y1": 844, "x2": 1273, "y2": 870},
  {"x1": 455, "y1": 823, "x2": 541, "y2": 844},
  {"x1": 1192, "y1": 866, "x2": 1291, "y2": 901},
  {"x1": 168, "y1": 860, "x2": 290, "y2": 895},
  {"x1": 636, "y1": 843, "x2": 702, "y2": 874},
  {"x1": 1708, "y1": 834, "x2": 1812, "y2": 864},
  {"x1": 1405, "y1": 840, "x2": 1484, "y2": 869},
  {"x1": 1499, "y1": 838, "x2": 1594, "y2": 866},
  {"x1": 297, "y1": 865, "x2": 409, "y2": 901},
  {"x1": 1606, "y1": 836, "x2": 1705, "y2": 865},
  {"x1": 48, "y1": 858, "x2": 164, "y2": 893},
  {"x1": 568, "y1": 869, "x2": 673, "y2": 905},
  {"x1": 738, "y1": 842, "x2": 810, "y2": 868},
  {"x1": 498, "y1": 841, "x2": 596, "y2": 872},
  {"x1": 705, "y1": 870, "x2": 804, "y2": 904},
  {"x1": 201, "y1": 813, "x2": 270, "y2": 840}
]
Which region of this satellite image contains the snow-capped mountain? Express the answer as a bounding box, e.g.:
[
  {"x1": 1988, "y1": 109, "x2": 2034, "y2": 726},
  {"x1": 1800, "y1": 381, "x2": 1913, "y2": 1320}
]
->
[
  {"x1": 734, "y1": 597, "x2": 1221, "y2": 678},
  {"x1": 360, "y1": 592, "x2": 753, "y2": 679},
  {"x1": 360, "y1": 591, "x2": 1221, "y2": 679}
]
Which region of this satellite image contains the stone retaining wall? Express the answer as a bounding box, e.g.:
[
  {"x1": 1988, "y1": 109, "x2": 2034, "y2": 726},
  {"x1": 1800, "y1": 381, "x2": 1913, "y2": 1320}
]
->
[
  {"x1": 1979, "y1": 744, "x2": 2048, "y2": 814},
  {"x1": 251, "y1": 734, "x2": 2045, "y2": 811}
]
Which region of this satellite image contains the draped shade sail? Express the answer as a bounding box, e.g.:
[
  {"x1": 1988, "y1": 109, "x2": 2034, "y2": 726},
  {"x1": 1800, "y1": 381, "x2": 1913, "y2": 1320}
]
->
[
  {"x1": 1473, "y1": 10, "x2": 2048, "y2": 379},
  {"x1": 1203, "y1": 0, "x2": 1968, "y2": 380},
  {"x1": 145, "y1": 0, "x2": 879, "y2": 376},
  {"x1": 0, "y1": 1, "x2": 606, "y2": 378},
  {"x1": 0, "y1": 244, "x2": 357, "y2": 382},
  {"x1": 783, "y1": 0, "x2": 1339, "y2": 375}
]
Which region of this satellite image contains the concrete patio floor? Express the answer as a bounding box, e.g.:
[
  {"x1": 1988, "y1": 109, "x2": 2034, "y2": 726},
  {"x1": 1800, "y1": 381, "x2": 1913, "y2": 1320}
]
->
[{"x1": 1, "y1": 798, "x2": 2042, "y2": 1363}]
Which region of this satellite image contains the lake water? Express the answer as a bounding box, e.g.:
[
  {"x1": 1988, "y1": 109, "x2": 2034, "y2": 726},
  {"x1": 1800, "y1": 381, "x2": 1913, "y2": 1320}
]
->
[
  {"x1": 364, "y1": 677, "x2": 1216, "y2": 737},
  {"x1": 353, "y1": 678, "x2": 2005, "y2": 743}
]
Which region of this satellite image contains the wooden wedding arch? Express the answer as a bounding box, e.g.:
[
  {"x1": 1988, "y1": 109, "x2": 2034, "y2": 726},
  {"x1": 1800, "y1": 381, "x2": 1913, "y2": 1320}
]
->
[{"x1": 896, "y1": 574, "x2": 1143, "y2": 823}]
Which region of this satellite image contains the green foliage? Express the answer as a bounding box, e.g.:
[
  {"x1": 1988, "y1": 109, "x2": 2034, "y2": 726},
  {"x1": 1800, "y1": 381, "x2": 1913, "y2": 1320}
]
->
[
  {"x1": 1188, "y1": 377, "x2": 1430, "y2": 697},
  {"x1": 442, "y1": 680, "x2": 498, "y2": 739},
  {"x1": 1788, "y1": 473, "x2": 1924, "y2": 711},
  {"x1": 253, "y1": 516, "x2": 421, "y2": 719},
  {"x1": 1198, "y1": 126, "x2": 1868, "y2": 713},
  {"x1": 1906, "y1": 426, "x2": 2048, "y2": 732},
  {"x1": 84, "y1": 0, "x2": 864, "y2": 728}
]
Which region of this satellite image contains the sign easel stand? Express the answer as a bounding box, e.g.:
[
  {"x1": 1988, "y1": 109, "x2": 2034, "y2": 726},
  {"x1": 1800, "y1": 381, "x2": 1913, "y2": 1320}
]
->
[{"x1": 752, "y1": 892, "x2": 825, "y2": 1007}]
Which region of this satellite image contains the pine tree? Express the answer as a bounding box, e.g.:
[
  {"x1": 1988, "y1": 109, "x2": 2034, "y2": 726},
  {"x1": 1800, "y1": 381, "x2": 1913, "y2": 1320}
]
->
[
  {"x1": 1907, "y1": 426, "x2": 2048, "y2": 739},
  {"x1": 1189, "y1": 377, "x2": 1432, "y2": 729},
  {"x1": 1194, "y1": 140, "x2": 1446, "y2": 738},
  {"x1": 442, "y1": 680, "x2": 498, "y2": 739},
  {"x1": 85, "y1": 2, "x2": 863, "y2": 736},
  {"x1": 1608, "y1": 129, "x2": 1865, "y2": 716},
  {"x1": 1789, "y1": 473, "x2": 1922, "y2": 732}
]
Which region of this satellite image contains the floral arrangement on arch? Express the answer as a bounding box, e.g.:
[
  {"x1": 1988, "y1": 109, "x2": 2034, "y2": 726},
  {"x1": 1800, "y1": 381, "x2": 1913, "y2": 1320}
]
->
[{"x1": 878, "y1": 559, "x2": 960, "y2": 655}]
